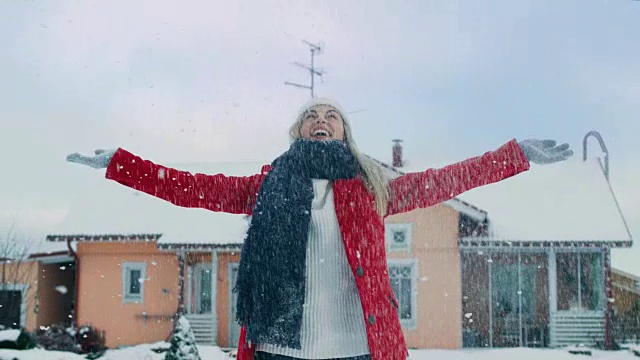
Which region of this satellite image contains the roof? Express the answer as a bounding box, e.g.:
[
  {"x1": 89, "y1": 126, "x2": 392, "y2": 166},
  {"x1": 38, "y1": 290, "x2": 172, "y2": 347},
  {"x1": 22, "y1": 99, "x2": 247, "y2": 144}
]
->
[
  {"x1": 456, "y1": 157, "x2": 632, "y2": 246},
  {"x1": 366, "y1": 155, "x2": 488, "y2": 221},
  {"x1": 46, "y1": 161, "x2": 261, "y2": 246},
  {"x1": 48, "y1": 155, "x2": 489, "y2": 248}
]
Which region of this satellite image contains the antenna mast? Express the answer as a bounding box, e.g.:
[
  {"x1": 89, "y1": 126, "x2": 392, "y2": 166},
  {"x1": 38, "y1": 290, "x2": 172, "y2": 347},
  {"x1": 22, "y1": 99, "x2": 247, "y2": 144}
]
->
[{"x1": 285, "y1": 40, "x2": 324, "y2": 98}]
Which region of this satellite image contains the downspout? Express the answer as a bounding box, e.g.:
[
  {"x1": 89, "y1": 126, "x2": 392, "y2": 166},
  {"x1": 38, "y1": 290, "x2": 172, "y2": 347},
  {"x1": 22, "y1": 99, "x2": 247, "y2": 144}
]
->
[
  {"x1": 167, "y1": 250, "x2": 186, "y2": 341},
  {"x1": 66, "y1": 238, "x2": 79, "y2": 329}
]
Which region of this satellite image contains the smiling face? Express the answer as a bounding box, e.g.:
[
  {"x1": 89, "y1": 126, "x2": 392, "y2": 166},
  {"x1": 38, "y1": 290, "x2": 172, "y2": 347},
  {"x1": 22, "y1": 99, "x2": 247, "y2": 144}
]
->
[{"x1": 298, "y1": 104, "x2": 346, "y2": 141}]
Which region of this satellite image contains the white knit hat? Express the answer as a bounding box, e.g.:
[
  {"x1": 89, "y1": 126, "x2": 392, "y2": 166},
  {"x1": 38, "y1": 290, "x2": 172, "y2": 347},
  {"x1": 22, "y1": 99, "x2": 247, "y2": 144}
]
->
[{"x1": 294, "y1": 97, "x2": 349, "y2": 122}]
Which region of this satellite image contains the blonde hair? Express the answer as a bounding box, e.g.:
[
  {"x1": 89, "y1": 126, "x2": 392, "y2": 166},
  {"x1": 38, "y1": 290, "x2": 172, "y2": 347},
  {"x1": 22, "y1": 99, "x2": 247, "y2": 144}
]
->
[{"x1": 288, "y1": 99, "x2": 390, "y2": 216}]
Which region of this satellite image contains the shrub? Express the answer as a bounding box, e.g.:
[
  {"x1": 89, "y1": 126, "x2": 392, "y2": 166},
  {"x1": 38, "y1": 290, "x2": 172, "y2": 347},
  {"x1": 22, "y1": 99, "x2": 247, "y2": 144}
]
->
[
  {"x1": 165, "y1": 315, "x2": 201, "y2": 360},
  {"x1": 33, "y1": 324, "x2": 80, "y2": 353}
]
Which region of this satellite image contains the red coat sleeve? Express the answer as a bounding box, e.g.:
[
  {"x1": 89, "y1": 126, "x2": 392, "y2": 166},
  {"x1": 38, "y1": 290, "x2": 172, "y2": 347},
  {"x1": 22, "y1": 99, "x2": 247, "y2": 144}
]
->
[
  {"x1": 386, "y1": 139, "x2": 530, "y2": 216},
  {"x1": 104, "y1": 148, "x2": 264, "y2": 215}
]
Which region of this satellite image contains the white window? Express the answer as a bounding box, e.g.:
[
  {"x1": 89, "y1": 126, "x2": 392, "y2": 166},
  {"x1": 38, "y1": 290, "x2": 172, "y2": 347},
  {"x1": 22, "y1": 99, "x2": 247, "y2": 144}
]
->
[
  {"x1": 122, "y1": 262, "x2": 146, "y2": 304},
  {"x1": 385, "y1": 223, "x2": 412, "y2": 251},
  {"x1": 388, "y1": 260, "x2": 418, "y2": 328}
]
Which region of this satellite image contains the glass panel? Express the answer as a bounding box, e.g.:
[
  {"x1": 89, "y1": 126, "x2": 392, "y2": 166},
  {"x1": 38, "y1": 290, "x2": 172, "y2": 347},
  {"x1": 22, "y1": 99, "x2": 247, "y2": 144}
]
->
[
  {"x1": 580, "y1": 252, "x2": 604, "y2": 311},
  {"x1": 199, "y1": 268, "x2": 212, "y2": 313},
  {"x1": 557, "y1": 252, "x2": 604, "y2": 311},
  {"x1": 491, "y1": 253, "x2": 519, "y2": 347},
  {"x1": 129, "y1": 269, "x2": 141, "y2": 294},
  {"x1": 390, "y1": 265, "x2": 413, "y2": 320},
  {"x1": 0, "y1": 290, "x2": 22, "y2": 329},
  {"x1": 461, "y1": 251, "x2": 491, "y2": 347},
  {"x1": 556, "y1": 253, "x2": 579, "y2": 311}
]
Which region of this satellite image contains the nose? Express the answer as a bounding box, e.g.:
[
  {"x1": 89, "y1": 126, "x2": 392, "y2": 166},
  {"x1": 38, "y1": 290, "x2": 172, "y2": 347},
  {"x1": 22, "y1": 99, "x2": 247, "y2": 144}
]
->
[{"x1": 315, "y1": 116, "x2": 328, "y2": 124}]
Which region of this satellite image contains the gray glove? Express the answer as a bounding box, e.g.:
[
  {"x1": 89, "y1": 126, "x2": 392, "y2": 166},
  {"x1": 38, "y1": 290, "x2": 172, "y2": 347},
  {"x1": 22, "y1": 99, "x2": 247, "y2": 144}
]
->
[
  {"x1": 518, "y1": 139, "x2": 574, "y2": 165},
  {"x1": 66, "y1": 149, "x2": 117, "y2": 169}
]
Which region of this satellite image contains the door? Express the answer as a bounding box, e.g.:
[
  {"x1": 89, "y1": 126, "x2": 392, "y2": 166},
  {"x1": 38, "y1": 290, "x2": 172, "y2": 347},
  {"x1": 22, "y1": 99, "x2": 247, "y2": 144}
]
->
[
  {"x1": 228, "y1": 263, "x2": 241, "y2": 347},
  {"x1": 193, "y1": 263, "x2": 212, "y2": 314},
  {"x1": 491, "y1": 256, "x2": 537, "y2": 347}
]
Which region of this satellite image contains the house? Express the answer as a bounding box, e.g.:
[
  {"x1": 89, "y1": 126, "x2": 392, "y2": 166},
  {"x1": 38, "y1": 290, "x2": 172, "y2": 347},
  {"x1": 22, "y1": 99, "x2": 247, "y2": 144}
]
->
[
  {"x1": 38, "y1": 153, "x2": 487, "y2": 350},
  {"x1": 3, "y1": 135, "x2": 632, "y2": 351},
  {"x1": 0, "y1": 250, "x2": 75, "y2": 332},
  {"x1": 610, "y1": 268, "x2": 640, "y2": 343}
]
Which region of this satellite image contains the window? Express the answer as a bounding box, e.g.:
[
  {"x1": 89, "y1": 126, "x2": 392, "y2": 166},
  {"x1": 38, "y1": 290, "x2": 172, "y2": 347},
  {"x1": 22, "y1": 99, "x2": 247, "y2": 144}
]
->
[
  {"x1": 122, "y1": 262, "x2": 146, "y2": 303},
  {"x1": 0, "y1": 284, "x2": 28, "y2": 329},
  {"x1": 386, "y1": 223, "x2": 412, "y2": 251},
  {"x1": 388, "y1": 260, "x2": 418, "y2": 328},
  {"x1": 556, "y1": 252, "x2": 604, "y2": 311}
]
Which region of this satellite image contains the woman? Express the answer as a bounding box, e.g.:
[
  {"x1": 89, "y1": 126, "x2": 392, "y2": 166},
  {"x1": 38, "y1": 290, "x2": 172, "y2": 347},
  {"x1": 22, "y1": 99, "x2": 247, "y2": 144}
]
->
[{"x1": 67, "y1": 98, "x2": 573, "y2": 360}]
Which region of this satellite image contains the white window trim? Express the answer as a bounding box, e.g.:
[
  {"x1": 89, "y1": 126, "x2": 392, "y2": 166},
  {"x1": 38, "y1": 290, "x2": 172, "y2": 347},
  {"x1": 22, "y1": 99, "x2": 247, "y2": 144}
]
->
[
  {"x1": 388, "y1": 259, "x2": 418, "y2": 329},
  {"x1": 385, "y1": 222, "x2": 413, "y2": 251},
  {"x1": 122, "y1": 262, "x2": 146, "y2": 304},
  {"x1": 0, "y1": 283, "x2": 29, "y2": 328}
]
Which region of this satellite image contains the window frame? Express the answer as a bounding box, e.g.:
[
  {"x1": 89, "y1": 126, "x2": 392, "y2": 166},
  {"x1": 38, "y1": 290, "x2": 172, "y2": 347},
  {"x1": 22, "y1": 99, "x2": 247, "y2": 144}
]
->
[
  {"x1": 122, "y1": 262, "x2": 147, "y2": 304},
  {"x1": 387, "y1": 259, "x2": 418, "y2": 329},
  {"x1": 385, "y1": 222, "x2": 413, "y2": 251}
]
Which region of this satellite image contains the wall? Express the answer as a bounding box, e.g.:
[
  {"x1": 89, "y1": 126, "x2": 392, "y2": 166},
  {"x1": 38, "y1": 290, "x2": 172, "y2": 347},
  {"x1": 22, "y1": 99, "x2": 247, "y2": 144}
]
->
[
  {"x1": 76, "y1": 241, "x2": 179, "y2": 348},
  {"x1": 386, "y1": 203, "x2": 463, "y2": 349}
]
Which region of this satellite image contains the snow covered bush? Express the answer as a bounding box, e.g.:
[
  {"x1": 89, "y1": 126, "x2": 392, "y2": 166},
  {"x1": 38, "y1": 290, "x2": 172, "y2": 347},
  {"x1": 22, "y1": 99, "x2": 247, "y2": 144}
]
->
[
  {"x1": 165, "y1": 315, "x2": 201, "y2": 360},
  {"x1": 74, "y1": 325, "x2": 106, "y2": 355},
  {"x1": 32, "y1": 324, "x2": 107, "y2": 355},
  {"x1": 33, "y1": 324, "x2": 80, "y2": 353}
]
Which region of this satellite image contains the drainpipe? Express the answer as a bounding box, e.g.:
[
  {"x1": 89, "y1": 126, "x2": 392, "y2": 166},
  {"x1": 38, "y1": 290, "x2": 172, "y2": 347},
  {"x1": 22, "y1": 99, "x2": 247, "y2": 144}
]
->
[
  {"x1": 582, "y1": 131, "x2": 609, "y2": 180},
  {"x1": 167, "y1": 250, "x2": 186, "y2": 342},
  {"x1": 66, "y1": 238, "x2": 79, "y2": 329}
]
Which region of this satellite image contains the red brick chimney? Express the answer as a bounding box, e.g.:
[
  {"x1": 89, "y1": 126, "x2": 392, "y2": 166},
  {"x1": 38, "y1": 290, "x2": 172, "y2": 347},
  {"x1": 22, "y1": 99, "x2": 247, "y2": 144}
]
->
[{"x1": 392, "y1": 139, "x2": 404, "y2": 168}]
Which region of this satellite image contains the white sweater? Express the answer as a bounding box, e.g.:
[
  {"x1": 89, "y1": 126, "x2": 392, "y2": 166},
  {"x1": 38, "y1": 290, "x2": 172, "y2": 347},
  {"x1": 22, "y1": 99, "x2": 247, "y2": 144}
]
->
[{"x1": 255, "y1": 179, "x2": 370, "y2": 359}]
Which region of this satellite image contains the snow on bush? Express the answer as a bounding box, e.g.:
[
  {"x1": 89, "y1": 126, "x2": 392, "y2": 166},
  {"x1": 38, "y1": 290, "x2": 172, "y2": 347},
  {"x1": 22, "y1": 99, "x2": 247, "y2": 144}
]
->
[{"x1": 164, "y1": 315, "x2": 201, "y2": 360}]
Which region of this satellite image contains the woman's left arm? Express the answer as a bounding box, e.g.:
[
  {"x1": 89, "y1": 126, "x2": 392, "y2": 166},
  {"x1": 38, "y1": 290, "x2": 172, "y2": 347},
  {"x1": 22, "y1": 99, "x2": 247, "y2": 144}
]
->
[{"x1": 386, "y1": 139, "x2": 530, "y2": 216}]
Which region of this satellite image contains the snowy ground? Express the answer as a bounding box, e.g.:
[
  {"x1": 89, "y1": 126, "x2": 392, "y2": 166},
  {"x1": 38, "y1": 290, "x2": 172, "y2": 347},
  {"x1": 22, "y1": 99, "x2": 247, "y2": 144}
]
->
[{"x1": 2, "y1": 344, "x2": 640, "y2": 360}]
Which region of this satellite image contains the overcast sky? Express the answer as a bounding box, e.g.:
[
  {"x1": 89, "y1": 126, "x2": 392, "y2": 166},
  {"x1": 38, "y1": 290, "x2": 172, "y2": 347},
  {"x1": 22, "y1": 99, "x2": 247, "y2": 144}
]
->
[{"x1": 1, "y1": 1, "x2": 638, "y2": 268}]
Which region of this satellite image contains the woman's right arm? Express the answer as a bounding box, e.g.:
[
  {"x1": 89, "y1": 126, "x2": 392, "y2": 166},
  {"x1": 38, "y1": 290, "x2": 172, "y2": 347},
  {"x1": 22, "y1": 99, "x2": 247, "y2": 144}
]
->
[{"x1": 104, "y1": 148, "x2": 264, "y2": 215}]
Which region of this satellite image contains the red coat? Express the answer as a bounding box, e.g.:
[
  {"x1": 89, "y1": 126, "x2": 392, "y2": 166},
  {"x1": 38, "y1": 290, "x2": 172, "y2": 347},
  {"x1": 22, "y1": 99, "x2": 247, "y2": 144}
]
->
[{"x1": 105, "y1": 139, "x2": 530, "y2": 360}]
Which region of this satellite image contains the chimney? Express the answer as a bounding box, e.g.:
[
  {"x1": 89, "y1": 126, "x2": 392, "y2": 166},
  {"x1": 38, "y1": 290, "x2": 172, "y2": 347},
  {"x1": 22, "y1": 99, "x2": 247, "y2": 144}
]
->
[{"x1": 392, "y1": 139, "x2": 404, "y2": 168}]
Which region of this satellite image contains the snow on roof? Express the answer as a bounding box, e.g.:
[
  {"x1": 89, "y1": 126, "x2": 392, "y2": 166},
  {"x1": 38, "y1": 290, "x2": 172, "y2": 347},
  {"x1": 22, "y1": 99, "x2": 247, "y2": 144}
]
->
[
  {"x1": 48, "y1": 161, "x2": 267, "y2": 246},
  {"x1": 365, "y1": 155, "x2": 488, "y2": 221},
  {"x1": 457, "y1": 157, "x2": 632, "y2": 244}
]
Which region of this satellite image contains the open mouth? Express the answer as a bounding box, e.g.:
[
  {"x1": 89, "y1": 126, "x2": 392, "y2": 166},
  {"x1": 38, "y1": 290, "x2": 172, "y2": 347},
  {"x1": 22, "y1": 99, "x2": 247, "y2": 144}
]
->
[{"x1": 312, "y1": 128, "x2": 331, "y2": 139}]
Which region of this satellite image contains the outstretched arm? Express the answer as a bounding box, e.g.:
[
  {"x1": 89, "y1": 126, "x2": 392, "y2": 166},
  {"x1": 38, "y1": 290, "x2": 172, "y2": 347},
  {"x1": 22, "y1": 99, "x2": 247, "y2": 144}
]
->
[
  {"x1": 68, "y1": 148, "x2": 265, "y2": 215},
  {"x1": 386, "y1": 139, "x2": 530, "y2": 216}
]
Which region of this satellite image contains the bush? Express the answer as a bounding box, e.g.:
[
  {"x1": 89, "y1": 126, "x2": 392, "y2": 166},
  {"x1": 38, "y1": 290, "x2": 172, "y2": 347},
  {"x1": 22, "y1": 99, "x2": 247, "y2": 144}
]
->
[
  {"x1": 33, "y1": 324, "x2": 80, "y2": 353},
  {"x1": 74, "y1": 325, "x2": 106, "y2": 355},
  {"x1": 32, "y1": 324, "x2": 107, "y2": 355},
  {"x1": 165, "y1": 315, "x2": 201, "y2": 360}
]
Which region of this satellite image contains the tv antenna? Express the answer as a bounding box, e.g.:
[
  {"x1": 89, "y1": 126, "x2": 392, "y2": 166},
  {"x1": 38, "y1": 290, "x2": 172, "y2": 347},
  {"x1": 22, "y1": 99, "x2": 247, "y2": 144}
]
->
[{"x1": 285, "y1": 40, "x2": 324, "y2": 98}]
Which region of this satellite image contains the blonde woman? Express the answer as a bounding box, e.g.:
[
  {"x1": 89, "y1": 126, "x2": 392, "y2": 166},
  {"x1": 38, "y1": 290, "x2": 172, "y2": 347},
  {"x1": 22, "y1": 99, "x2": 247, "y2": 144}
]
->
[{"x1": 67, "y1": 98, "x2": 572, "y2": 360}]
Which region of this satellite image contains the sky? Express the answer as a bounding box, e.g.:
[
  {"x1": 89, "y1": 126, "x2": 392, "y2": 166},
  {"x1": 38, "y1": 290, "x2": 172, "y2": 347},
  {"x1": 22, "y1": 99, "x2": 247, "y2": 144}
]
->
[{"x1": 0, "y1": 1, "x2": 638, "y2": 269}]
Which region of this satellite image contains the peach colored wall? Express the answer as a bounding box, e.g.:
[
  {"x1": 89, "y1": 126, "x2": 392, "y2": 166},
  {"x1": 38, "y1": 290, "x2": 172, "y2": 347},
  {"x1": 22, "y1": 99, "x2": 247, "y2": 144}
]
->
[
  {"x1": 386, "y1": 203, "x2": 462, "y2": 349},
  {"x1": 76, "y1": 242, "x2": 179, "y2": 348},
  {"x1": 216, "y1": 251, "x2": 240, "y2": 347},
  {"x1": 37, "y1": 263, "x2": 75, "y2": 327},
  {"x1": 0, "y1": 260, "x2": 39, "y2": 331}
]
